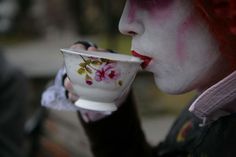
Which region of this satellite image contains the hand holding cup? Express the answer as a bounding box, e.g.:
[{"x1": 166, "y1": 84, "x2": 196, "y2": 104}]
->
[{"x1": 61, "y1": 43, "x2": 142, "y2": 112}]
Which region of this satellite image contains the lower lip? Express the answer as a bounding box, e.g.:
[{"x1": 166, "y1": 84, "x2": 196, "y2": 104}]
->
[{"x1": 131, "y1": 50, "x2": 152, "y2": 69}]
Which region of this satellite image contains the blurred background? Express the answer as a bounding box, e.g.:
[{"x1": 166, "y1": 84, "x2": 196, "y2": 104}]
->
[{"x1": 0, "y1": 0, "x2": 196, "y2": 156}]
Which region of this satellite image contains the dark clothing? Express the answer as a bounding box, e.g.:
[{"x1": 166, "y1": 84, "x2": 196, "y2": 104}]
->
[
  {"x1": 0, "y1": 53, "x2": 29, "y2": 157},
  {"x1": 79, "y1": 92, "x2": 236, "y2": 157}
]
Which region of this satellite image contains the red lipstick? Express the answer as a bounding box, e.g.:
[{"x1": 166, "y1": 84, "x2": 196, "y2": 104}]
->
[{"x1": 131, "y1": 50, "x2": 152, "y2": 69}]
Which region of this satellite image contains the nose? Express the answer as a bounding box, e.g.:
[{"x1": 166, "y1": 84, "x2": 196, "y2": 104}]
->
[{"x1": 118, "y1": 1, "x2": 144, "y2": 36}]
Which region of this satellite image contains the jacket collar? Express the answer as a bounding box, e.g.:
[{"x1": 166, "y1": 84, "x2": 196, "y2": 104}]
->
[{"x1": 189, "y1": 70, "x2": 236, "y2": 126}]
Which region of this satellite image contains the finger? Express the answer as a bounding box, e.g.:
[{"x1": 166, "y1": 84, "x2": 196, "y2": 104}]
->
[
  {"x1": 64, "y1": 77, "x2": 73, "y2": 92},
  {"x1": 88, "y1": 46, "x2": 98, "y2": 51},
  {"x1": 64, "y1": 77, "x2": 78, "y2": 97},
  {"x1": 68, "y1": 93, "x2": 79, "y2": 103},
  {"x1": 73, "y1": 41, "x2": 97, "y2": 49},
  {"x1": 70, "y1": 44, "x2": 86, "y2": 51}
]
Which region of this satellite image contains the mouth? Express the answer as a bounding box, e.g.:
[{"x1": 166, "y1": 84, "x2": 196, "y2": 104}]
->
[{"x1": 131, "y1": 50, "x2": 152, "y2": 69}]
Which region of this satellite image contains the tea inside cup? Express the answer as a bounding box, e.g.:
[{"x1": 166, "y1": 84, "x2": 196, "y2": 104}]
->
[{"x1": 60, "y1": 48, "x2": 142, "y2": 111}]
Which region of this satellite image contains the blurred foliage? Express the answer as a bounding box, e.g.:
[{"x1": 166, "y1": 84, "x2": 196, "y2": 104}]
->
[
  {"x1": 0, "y1": 0, "x2": 127, "y2": 46},
  {"x1": 90, "y1": 34, "x2": 132, "y2": 53},
  {"x1": 0, "y1": 0, "x2": 42, "y2": 44},
  {"x1": 68, "y1": 0, "x2": 126, "y2": 35}
]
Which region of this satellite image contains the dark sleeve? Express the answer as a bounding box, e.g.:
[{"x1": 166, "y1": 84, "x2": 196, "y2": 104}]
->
[
  {"x1": 0, "y1": 66, "x2": 29, "y2": 157},
  {"x1": 78, "y1": 92, "x2": 155, "y2": 157},
  {"x1": 192, "y1": 114, "x2": 236, "y2": 157}
]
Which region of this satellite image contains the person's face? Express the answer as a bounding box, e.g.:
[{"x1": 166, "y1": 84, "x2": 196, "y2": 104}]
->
[{"x1": 119, "y1": 0, "x2": 223, "y2": 94}]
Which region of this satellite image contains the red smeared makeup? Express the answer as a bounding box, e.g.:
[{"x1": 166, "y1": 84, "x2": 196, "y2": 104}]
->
[
  {"x1": 131, "y1": 50, "x2": 152, "y2": 69},
  {"x1": 128, "y1": 0, "x2": 175, "y2": 22},
  {"x1": 176, "y1": 14, "x2": 196, "y2": 63}
]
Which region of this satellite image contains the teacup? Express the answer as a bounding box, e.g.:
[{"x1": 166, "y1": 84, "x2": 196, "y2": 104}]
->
[{"x1": 60, "y1": 48, "x2": 142, "y2": 112}]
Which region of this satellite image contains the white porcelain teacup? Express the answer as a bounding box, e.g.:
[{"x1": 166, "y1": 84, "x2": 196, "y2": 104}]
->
[{"x1": 60, "y1": 48, "x2": 142, "y2": 112}]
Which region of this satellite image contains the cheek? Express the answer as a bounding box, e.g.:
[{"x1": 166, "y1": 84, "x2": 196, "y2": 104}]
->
[
  {"x1": 176, "y1": 14, "x2": 197, "y2": 63},
  {"x1": 151, "y1": 7, "x2": 174, "y2": 23},
  {"x1": 128, "y1": 0, "x2": 175, "y2": 22},
  {"x1": 142, "y1": 0, "x2": 175, "y2": 13}
]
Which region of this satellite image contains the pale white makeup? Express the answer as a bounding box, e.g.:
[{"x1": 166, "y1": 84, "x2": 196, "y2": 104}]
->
[{"x1": 119, "y1": 0, "x2": 226, "y2": 94}]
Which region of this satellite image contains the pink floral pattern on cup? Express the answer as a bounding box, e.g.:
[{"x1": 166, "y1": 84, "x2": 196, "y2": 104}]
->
[{"x1": 77, "y1": 56, "x2": 122, "y2": 86}]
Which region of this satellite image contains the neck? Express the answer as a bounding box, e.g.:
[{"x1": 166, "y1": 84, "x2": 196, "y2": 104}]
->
[{"x1": 197, "y1": 60, "x2": 234, "y2": 93}]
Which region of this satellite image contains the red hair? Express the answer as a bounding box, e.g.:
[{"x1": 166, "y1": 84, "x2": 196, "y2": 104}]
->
[{"x1": 193, "y1": 0, "x2": 236, "y2": 69}]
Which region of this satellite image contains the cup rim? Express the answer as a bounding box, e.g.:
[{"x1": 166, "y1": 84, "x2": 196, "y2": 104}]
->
[{"x1": 60, "y1": 48, "x2": 143, "y2": 63}]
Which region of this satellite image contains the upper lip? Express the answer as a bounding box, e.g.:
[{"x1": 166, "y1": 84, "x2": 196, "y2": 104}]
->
[{"x1": 131, "y1": 50, "x2": 152, "y2": 69}]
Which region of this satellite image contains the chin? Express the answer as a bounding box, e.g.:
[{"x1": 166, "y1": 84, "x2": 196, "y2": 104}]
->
[{"x1": 154, "y1": 78, "x2": 193, "y2": 95}]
